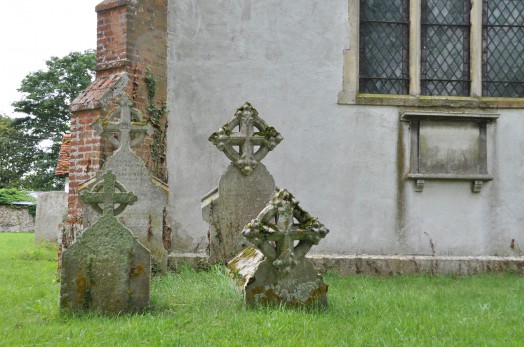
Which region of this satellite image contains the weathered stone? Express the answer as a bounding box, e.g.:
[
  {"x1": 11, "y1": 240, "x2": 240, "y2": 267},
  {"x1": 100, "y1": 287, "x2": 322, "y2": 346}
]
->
[
  {"x1": 83, "y1": 96, "x2": 169, "y2": 273},
  {"x1": 60, "y1": 171, "x2": 150, "y2": 314},
  {"x1": 203, "y1": 102, "x2": 283, "y2": 264},
  {"x1": 208, "y1": 102, "x2": 283, "y2": 176},
  {"x1": 0, "y1": 205, "x2": 34, "y2": 232},
  {"x1": 202, "y1": 164, "x2": 276, "y2": 263},
  {"x1": 34, "y1": 191, "x2": 67, "y2": 243},
  {"x1": 229, "y1": 189, "x2": 329, "y2": 308}
]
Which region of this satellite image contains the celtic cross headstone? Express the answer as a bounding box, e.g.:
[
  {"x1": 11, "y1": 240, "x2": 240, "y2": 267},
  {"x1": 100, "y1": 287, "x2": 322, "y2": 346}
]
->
[
  {"x1": 80, "y1": 170, "x2": 138, "y2": 216},
  {"x1": 82, "y1": 95, "x2": 170, "y2": 272},
  {"x1": 202, "y1": 102, "x2": 283, "y2": 263},
  {"x1": 92, "y1": 95, "x2": 153, "y2": 151},
  {"x1": 60, "y1": 170, "x2": 151, "y2": 314},
  {"x1": 208, "y1": 102, "x2": 282, "y2": 175},
  {"x1": 230, "y1": 189, "x2": 329, "y2": 308}
]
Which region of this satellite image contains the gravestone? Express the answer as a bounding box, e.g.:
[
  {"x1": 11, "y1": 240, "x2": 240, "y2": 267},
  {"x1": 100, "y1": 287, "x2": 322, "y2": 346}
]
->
[
  {"x1": 60, "y1": 170, "x2": 150, "y2": 314},
  {"x1": 202, "y1": 102, "x2": 283, "y2": 263},
  {"x1": 34, "y1": 191, "x2": 68, "y2": 243},
  {"x1": 82, "y1": 96, "x2": 170, "y2": 272},
  {"x1": 229, "y1": 189, "x2": 329, "y2": 308}
]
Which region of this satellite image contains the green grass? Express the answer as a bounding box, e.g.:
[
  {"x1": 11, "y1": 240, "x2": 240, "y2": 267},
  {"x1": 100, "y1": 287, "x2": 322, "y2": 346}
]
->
[{"x1": 1, "y1": 233, "x2": 523, "y2": 346}]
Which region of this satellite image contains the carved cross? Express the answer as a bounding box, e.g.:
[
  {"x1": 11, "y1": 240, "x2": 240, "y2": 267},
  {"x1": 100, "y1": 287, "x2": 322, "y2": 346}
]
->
[
  {"x1": 80, "y1": 170, "x2": 138, "y2": 217},
  {"x1": 242, "y1": 189, "x2": 329, "y2": 273},
  {"x1": 209, "y1": 102, "x2": 283, "y2": 175},
  {"x1": 92, "y1": 95, "x2": 153, "y2": 151}
]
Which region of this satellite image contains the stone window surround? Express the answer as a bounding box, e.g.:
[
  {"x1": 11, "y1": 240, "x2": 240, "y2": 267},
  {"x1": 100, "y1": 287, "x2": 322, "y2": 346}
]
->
[{"x1": 338, "y1": 0, "x2": 524, "y2": 109}]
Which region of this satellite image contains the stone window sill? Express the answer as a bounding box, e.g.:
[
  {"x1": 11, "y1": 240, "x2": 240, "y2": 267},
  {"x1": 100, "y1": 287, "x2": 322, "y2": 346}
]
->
[{"x1": 338, "y1": 93, "x2": 524, "y2": 109}]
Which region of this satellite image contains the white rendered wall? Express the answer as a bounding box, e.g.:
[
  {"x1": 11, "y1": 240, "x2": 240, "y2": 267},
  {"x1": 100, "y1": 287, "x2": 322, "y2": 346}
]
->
[{"x1": 167, "y1": 0, "x2": 524, "y2": 257}]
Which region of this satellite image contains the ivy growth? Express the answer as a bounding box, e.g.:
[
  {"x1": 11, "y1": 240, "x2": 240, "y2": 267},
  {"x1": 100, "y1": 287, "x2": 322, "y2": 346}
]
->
[{"x1": 145, "y1": 67, "x2": 168, "y2": 181}]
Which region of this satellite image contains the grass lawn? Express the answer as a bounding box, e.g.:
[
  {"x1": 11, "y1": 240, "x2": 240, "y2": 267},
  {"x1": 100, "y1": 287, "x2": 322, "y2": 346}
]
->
[{"x1": 0, "y1": 233, "x2": 523, "y2": 346}]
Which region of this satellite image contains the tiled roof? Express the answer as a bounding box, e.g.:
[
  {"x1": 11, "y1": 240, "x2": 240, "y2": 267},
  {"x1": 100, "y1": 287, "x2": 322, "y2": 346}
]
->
[
  {"x1": 69, "y1": 73, "x2": 127, "y2": 112},
  {"x1": 55, "y1": 134, "x2": 71, "y2": 177}
]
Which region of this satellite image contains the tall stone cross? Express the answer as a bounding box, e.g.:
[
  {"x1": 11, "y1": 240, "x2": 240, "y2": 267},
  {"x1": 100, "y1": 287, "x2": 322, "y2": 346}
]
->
[
  {"x1": 92, "y1": 95, "x2": 153, "y2": 151},
  {"x1": 203, "y1": 102, "x2": 283, "y2": 264},
  {"x1": 209, "y1": 102, "x2": 283, "y2": 175},
  {"x1": 86, "y1": 95, "x2": 170, "y2": 273},
  {"x1": 80, "y1": 170, "x2": 138, "y2": 216}
]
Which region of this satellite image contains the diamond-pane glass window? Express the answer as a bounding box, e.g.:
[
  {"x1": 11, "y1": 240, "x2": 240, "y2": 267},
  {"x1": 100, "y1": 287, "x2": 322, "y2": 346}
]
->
[
  {"x1": 482, "y1": 0, "x2": 524, "y2": 97},
  {"x1": 359, "y1": 0, "x2": 409, "y2": 95},
  {"x1": 421, "y1": 0, "x2": 471, "y2": 96}
]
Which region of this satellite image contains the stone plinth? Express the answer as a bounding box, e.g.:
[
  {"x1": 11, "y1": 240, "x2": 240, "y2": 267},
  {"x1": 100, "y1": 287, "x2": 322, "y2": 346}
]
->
[
  {"x1": 230, "y1": 247, "x2": 328, "y2": 308},
  {"x1": 229, "y1": 189, "x2": 329, "y2": 308}
]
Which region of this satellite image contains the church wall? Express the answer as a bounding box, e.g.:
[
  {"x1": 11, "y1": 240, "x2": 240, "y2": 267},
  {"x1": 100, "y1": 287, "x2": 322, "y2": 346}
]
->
[{"x1": 167, "y1": 0, "x2": 524, "y2": 262}]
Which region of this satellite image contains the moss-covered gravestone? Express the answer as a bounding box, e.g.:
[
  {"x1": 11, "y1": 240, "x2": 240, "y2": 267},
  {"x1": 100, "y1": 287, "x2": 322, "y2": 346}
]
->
[
  {"x1": 229, "y1": 189, "x2": 329, "y2": 308},
  {"x1": 202, "y1": 102, "x2": 283, "y2": 264},
  {"x1": 83, "y1": 95, "x2": 169, "y2": 273},
  {"x1": 60, "y1": 171, "x2": 150, "y2": 314}
]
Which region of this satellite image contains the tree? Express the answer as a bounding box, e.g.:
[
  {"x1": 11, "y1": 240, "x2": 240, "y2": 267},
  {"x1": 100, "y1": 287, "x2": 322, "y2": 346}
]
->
[
  {"x1": 10, "y1": 50, "x2": 96, "y2": 190},
  {"x1": 0, "y1": 115, "x2": 38, "y2": 188}
]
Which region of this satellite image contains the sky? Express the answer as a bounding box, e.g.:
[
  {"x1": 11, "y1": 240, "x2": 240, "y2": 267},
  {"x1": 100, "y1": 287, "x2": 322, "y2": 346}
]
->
[{"x1": 0, "y1": 0, "x2": 100, "y2": 117}]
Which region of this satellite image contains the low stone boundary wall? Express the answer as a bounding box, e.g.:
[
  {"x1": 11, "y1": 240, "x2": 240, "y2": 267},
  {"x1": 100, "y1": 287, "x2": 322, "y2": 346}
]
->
[{"x1": 0, "y1": 205, "x2": 34, "y2": 232}]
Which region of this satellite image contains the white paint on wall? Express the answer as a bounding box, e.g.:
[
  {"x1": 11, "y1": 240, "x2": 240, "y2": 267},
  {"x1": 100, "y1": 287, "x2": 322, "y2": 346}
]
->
[{"x1": 167, "y1": 0, "x2": 524, "y2": 257}]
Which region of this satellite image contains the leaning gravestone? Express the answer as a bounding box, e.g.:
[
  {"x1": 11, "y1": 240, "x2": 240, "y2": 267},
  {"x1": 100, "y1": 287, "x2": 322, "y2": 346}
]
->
[
  {"x1": 82, "y1": 96, "x2": 170, "y2": 273},
  {"x1": 60, "y1": 170, "x2": 150, "y2": 314},
  {"x1": 229, "y1": 189, "x2": 329, "y2": 308},
  {"x1": 202, "y1": 102, "x2": 283, "y2": 263}
]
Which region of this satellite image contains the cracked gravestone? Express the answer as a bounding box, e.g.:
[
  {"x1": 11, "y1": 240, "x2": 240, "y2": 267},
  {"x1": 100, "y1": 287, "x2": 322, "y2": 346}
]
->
[
  {"x1": 229, "y1": 189, "x2": 329, "y2": 308},
  {"x1": 202, "y1": 102, "x2": 283, "y2": 263},
  {"x1": 82, "y1": 95, "x2": 170, "y2": 273},
  {"x1": 60, "y1": 170, "x2": 150, "y2": 314}
]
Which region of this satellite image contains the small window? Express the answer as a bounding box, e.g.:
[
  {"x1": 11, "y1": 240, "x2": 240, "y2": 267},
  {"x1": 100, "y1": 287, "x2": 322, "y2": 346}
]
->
[
  {"x1": 421, "y1": 0, "x2": 471, "y2": 96},
  {"x1": 482, "y1": 0, "x2": 524, "y2": 97},
  {"x1": 359, "y1": 0, "x2": 410, "y2": 94}
]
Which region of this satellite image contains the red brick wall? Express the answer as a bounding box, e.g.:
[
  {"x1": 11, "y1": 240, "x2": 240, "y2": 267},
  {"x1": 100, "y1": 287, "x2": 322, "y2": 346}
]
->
[
  {"x1": 62, "y1": 109, "x2": 103, "y2": 251},
  {"x1": 96, "y1": 1, "x2": 128, "y2": 72},
  {"x1": 63, "y1": 0, "x2": 167, "y2": 253}
]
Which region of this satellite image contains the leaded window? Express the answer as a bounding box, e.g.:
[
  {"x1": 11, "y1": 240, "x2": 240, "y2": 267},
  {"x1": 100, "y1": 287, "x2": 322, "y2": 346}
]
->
[
  {"x1": 359, "y1": 0, "x2": 410, "y2": 95},
  {"x1": 351, "y1": 0, "x2": 524, "y2": 102},
  {"x1": 421, "y1": 0, "x2": 471, "y2": 96},
  {"x1": 482, "y1": 0, "x2": 524, "y2": 97}
]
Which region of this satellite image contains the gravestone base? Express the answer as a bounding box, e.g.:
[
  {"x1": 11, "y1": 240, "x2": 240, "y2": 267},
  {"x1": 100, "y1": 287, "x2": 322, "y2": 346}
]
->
[
  {"x1": 229, "y1": 247, "x2": 328, "y2": 308},
  {"x1": 167, "y1": 252, "x2": 208, "y2": 271}
]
